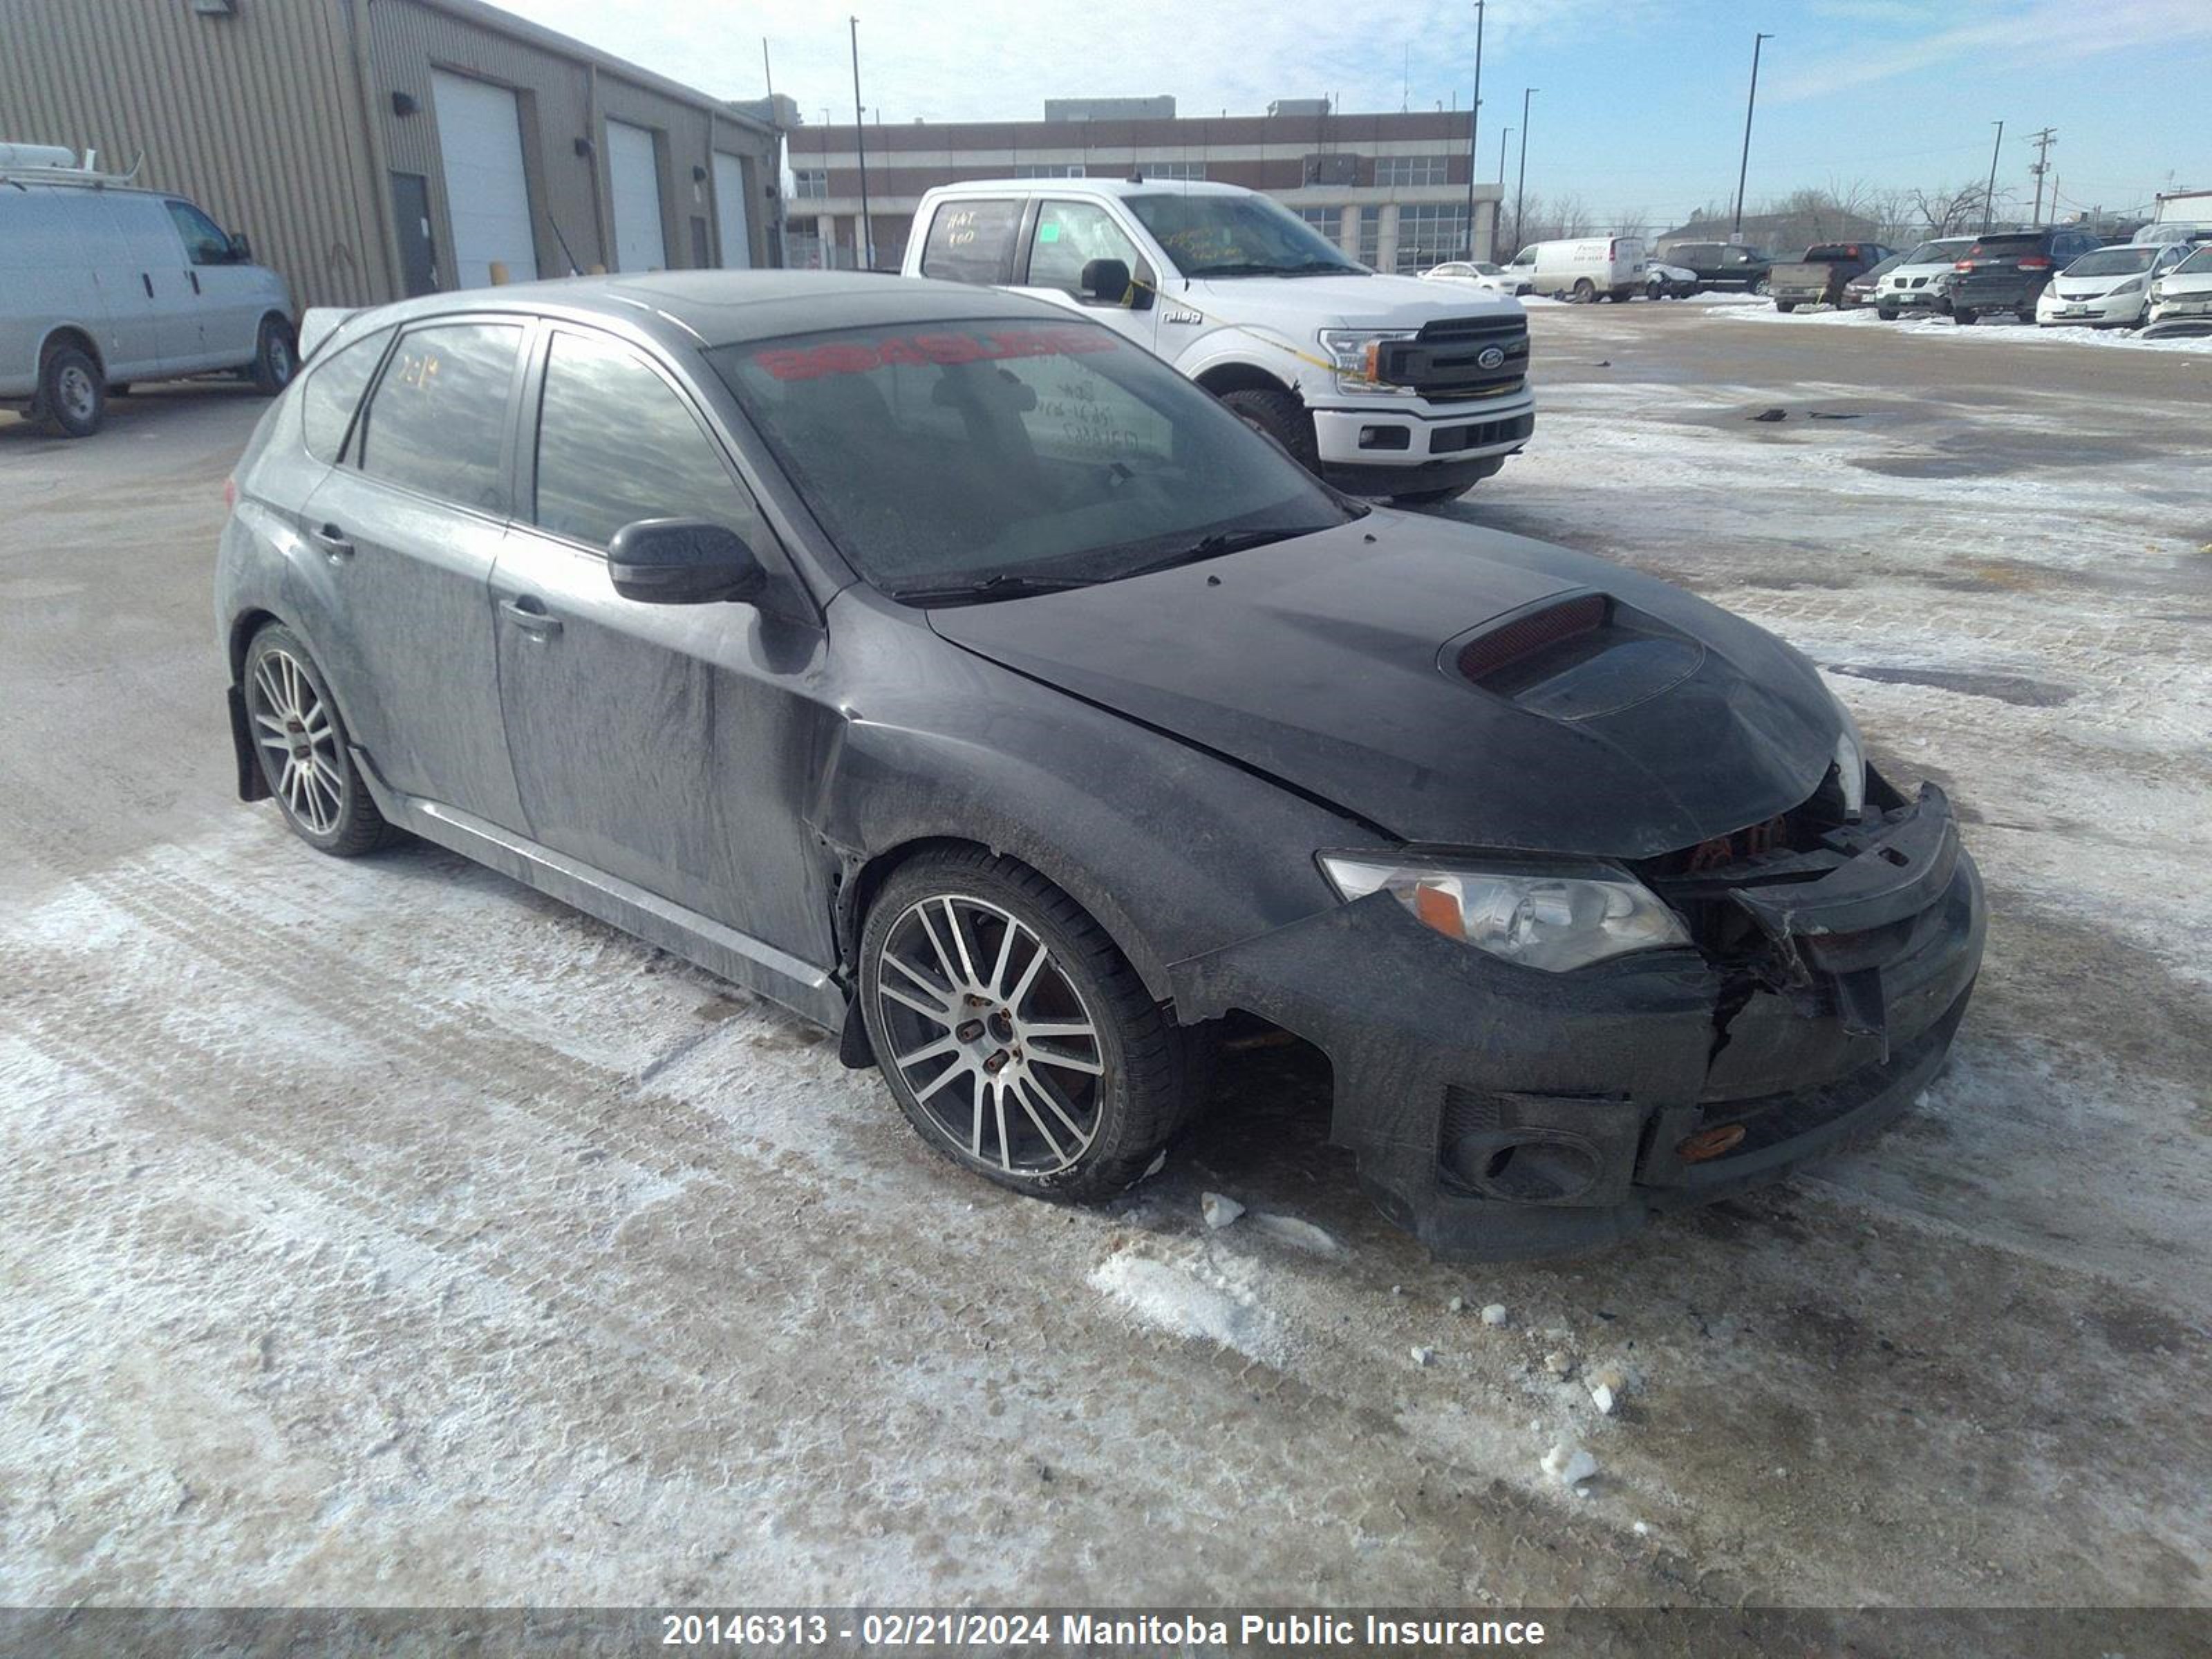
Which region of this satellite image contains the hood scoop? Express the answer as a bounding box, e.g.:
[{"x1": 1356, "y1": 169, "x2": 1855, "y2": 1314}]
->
[{"x1": 1443, "y1": 592, "x2": 1705, "y2": 722}]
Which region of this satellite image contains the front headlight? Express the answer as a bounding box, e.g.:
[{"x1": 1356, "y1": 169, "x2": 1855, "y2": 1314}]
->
[
  {"x1": 2110, "y1": 277, "x2": 2145, "y2": 297},
  {"x1": 1317, "y1": 328, "x2": 1421, "y2": 395},
  {"x1": 1317, "y1": 854, "x2": 1691, "y2": 972},
  {"x1": 1830, "y1": 693, "x2": 1868, "y2": 820}
]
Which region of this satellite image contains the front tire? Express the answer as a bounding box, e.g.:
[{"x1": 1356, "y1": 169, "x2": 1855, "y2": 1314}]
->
[
  {"x1": 1776, "y1": 300, "x2": 1797, "y2": 313},
  {"x1": 36, "y1": 344, "x2": 105, "y2": 438},
  {"x1": 859, "y1": 848, "x2": 1206, "y2": 1200},
  {"x1": 242, "y1": 624, "x2": 392, "y2": 856},
  {"x1": 1953, "y1": 308, "x2": 1977, "y2": 326},
  {"x1": 1876, "y1": 304, "x2": 1900, "y2": 321},
  {"x1": 251, "y1": 315, "x2": 297, "y2": 395},
  {"x1": 1394, "y1": 486, "x2": 1465, "y2": 507},
  {"x1": 1217, "y1": 385, "x2": 1320, "y2": 475}
]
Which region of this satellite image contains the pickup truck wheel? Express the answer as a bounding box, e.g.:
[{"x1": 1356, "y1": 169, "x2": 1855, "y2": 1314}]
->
[
  {"x1": 1217, "y1": 386, "x2": 1320, "y2": 474},
  {"x1": 1953, "y1": 308, "x2": 1977, "y2": 326},
  {"x1": 251, "y1": 316, "x2": 297, "y2": 395},
  {"x1": 36, "y1": 345, "x2": 106, "y2": 438},
  {"x1": 859, "y1": 848, "x2": 1208, "y2": 1201}
]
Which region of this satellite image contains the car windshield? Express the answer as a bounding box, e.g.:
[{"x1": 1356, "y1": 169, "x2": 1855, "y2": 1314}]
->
[
  {"x1": 1904, "y1": 239, "x2": 1974, "y2": 265},
  {"x1": 710, "y1": 318, "x2": 1356, "y2": 603},
  {"x1": 1857, "y1": 254, "x2": 1905, "y2": 281},
  {"x1": 2177, "y1": 246, "x2": 2212, "y2": 274},
  {"x1": 2065, "y1": 247, "x2": 2158, "y2": 276},
  {"x1": 1123, "y1": 192, "x2": 1366, "y2": 278}
]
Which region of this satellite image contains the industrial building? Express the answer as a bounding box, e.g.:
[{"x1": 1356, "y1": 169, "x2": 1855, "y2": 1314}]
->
[
  {"x1": 785, "y1": 98, "x2": 1499, "y2": 274},
  {"x1": 0, "y1": 0, "x2": 786, "y2": 312}
]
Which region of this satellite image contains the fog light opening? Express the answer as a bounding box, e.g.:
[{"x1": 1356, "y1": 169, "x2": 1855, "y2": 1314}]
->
[{"x1": 1452, "y1": 1132, "x2": 1602, "y2": 1203}]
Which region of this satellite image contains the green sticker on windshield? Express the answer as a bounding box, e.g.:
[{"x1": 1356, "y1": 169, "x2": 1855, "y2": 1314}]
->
[{"x1": 1039, "y1": 223, "x2": 1061, "y2": 243}]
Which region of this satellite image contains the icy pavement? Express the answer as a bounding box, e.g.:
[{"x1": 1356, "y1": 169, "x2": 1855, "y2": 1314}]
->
[{"x1": 2, "y1": 328, "x2": 2208, "y2": 1618}]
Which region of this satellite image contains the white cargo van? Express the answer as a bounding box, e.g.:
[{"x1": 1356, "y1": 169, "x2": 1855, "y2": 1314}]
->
[
  {"x1": 900, "y1": 179, "x2": 1534, "y2": 504},
  {"x1": 1502, "y1": 237, "x2": 1649, "y2": 302},
  {"x1": 0, "y1": 148, "x2": 297, "y2": 438}
]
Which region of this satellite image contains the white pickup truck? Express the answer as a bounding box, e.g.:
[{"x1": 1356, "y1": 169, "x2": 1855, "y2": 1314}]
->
[{"x1": 899, "y1": 178, "x2": 1535, "y2": 505}]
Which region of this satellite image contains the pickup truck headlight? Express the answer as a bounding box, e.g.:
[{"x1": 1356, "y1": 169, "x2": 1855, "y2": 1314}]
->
[
  {"x1": 1318, "y1": 328, "x2": 1421, "y2": 395},
  {"x1": 1317, "y1": 854, "x2": 1691, "y2": 971}
]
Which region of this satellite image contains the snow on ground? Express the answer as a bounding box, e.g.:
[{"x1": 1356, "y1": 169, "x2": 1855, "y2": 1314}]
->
[{"x1": 1715, "y1": 301, "x2": 2212, "y2": 353}]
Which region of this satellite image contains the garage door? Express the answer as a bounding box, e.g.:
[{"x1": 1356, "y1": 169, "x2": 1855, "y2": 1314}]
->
[
  {"x1": 712, "y1": 151, "x2": 751, "y2": 268},
  {"x1": 431, "y1": 71, "x2": 536, "y2": 290},
  {"x1": 606, "y1": 120, "x2": 666, "y2": 272}
]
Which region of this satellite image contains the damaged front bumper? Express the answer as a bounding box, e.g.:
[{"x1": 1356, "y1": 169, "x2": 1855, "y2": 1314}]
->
[{"x1": 1173, "y1": 779, "x2": 1985, "y2": 1260}]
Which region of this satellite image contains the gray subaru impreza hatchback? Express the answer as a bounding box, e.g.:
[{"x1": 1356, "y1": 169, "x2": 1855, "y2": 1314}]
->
[{"x1": 216, "y1": 271, "x2": 1983, "y2": 1261}]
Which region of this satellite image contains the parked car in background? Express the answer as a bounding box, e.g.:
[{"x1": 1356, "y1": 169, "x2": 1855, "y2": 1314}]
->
[
  {"x1": 1643, "y1": 261, "x2": 1698, "y2": 299},
  {"x1": 1658, "y1": 241, "x2": 1773, "y2": 294},
  {"x1": 1768, "y1": 243, "x2": 1896, "y2": 312},
  {"x1": 902, "y1": 180, "x2": 1534, "y2": 505},
  {"x1": 2145, "y1": 243, "x2": 2212, "y2": 331},
  {"x1": 1421, "y1": 259, "x2": 1515, "y2": 297},
  {"x1": 1501, "y1": 236, "x2": 1651, "y2": 303},
  {"x1": 0, "y1": 146, "x2": 296, "y2": 437},
  {"x1": 215, "y1": 270, "x2": 1984, "y2": 1262},
  {"x1": 2035, "y1": 242, "x2": 2193, "y2": 328},
  {"x1": 1942, "y1": 226, "x2": 2105, "y2": 324},
  {"x1": 1840, "y1": 252, "x2": 1906, "y2": 309},
  {"x1": 1873, "y1": 238, "x2": 1977, "y2": 319}
]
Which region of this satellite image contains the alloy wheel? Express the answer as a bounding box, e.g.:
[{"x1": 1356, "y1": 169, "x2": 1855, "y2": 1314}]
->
[
  {"x1": 248, "y1": 648, "x2": 344, "y2": 835},
  {"x1": 874, "y1": 894, "x2": 1105, "y2": 1176}
]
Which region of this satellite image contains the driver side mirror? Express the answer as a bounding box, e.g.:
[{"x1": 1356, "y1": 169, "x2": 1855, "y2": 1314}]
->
[
  {"x1": 608, "y1": 518, "x2": 765, "y2": 605},
  {"x1": 227, "y1": 230, "x2": 253, "y2": 263},
  {"x1": 1082, "y1": 257, "x2": 1147, "y2": 309}
]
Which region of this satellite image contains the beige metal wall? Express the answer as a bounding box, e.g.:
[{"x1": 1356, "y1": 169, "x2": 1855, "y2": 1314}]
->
[
  {"x1": 0, "y1": 0, "x2": 780, "y2": 310},
  {"x1": 0, "y1": 0, "x2": 392, "y2": 308}
]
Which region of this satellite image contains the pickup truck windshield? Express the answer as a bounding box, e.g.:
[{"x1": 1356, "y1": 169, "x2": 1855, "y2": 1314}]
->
[
  {"x1": 1124, "y1": 193, "x2": 1366, "y2": 279},
  {"x1": 710, "y1": 319, "x2": 1355, "y2": 603}
]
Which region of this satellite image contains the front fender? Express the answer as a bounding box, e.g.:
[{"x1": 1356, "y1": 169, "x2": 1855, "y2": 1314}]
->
[{"x1": 1170, "y1": 324, "x2": 1320, "y2": 395}]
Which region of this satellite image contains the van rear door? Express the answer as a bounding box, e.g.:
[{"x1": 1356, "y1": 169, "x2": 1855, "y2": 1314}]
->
[{"x1": 0, "y1": 188, "x2": 113, "y2": 395}]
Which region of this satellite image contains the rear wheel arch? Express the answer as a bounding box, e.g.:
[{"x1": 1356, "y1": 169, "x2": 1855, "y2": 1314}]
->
[{"x1": 39, "y1": 325, "x2": 103, "y2": 377}]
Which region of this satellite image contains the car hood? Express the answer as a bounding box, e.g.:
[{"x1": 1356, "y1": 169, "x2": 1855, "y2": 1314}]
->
[
  {"x1": 1182, "y1": 271, "x2": 1523, "y2": 330},
  {"x1": 1880, "y1": 262, "x2": 1959, "y2": 285},
  {"x1": 2155, "y1": 272, "x2": 2212, "y2": 295},
  {"x1": 927, "y1": 515, "x2": 1840, "y2": 858},
  {"x1": 2050, "y1": 276, "x2": 2142, "y2": 299}
]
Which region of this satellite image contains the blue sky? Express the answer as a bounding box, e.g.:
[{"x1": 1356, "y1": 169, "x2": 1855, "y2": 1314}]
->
[{"x1": 504, "y1": 0, "x2": 2209, "y2": 222}]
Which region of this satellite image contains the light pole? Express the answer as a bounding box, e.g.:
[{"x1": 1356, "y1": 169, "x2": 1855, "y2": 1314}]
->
[
  {"x1": 1513, "y1": 88, "x2": 1535, "y2": 256},
  {"x1": 1494, "y1": 126, "x2": 1510, "y2": 258},
  {"x1": 1982, "y1": 120, "x2": 2005, "y2": 232},
  {"x1": 1731, "y1": 32, "x2": 1773, "y2": 239},
  {"x1": 1464, "y1": 1, "x2": 1484, "y2": 261},
  {"x1": 849, "y1": 15, "x2": 872, "y2": 269}
]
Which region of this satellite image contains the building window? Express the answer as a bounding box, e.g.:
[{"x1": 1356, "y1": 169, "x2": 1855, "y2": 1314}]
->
[
  {"x1": 1357, "y1": 205, "x2": 1380, "y2": 267},
  {"x1": 1013, "y1": 163, "x2": 1087, "y2": 178},
  {"x1": 1395, "y1": 203, "x2": 1470, "y2": 272},
  {"x1": 1304, "y1": 153, "x2": 1361, "y2": 187},
  {"x1": 792, "y1": 169, "x2": 828, "y2": 200},
  {"x1": 1295, "y1": 205, "x2": 1345, "y2": 252},
  {"x1": 1143, "y1": 161, "x2": 1206, "y2": 180},
  {"x1": 1376, "y1": 154, "x2": 1452, "y2": 188}
]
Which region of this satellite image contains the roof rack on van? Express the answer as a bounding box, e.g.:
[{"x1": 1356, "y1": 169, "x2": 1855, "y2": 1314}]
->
[{"x1": 0, "y1": 144, "x2": 144, "y2": 189}]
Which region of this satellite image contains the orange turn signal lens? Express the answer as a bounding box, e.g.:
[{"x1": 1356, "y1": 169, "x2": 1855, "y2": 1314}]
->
[{"x1": 1677, "y1": 1123, "x2": 1745, "y2": 1163}]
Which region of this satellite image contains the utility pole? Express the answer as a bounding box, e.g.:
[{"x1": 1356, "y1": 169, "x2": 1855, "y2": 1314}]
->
[
  {"x1": 1464, "y1": 1, "x2": 1484, "y2": 261},
  {"x1": 762, "y1": 38, "x2": 785, "y2": 268},
  {"x1": 1731, "y1": 32, "x2": 1773, "y2": 239},
  {"x1": 849, "y1": 15, "x2": 872, "y2": 269},
  {"x1": 1982, "y1": 120, "x2": 2005, "y2": 232},
  {"x1": 1513, "y1": 88, "x2": 1536, "y2": 256},
  {"x1": 2027, "y1": 126, "x2": 2057, "y2": 225},
  {"x1": 1494, "y1": 126, "x2": 1510, "y2": 259}
]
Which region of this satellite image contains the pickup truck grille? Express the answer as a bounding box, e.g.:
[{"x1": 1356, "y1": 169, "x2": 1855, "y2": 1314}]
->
[{"x1": 1376, "y1": 316, "x2": 1530, "y2": 400}]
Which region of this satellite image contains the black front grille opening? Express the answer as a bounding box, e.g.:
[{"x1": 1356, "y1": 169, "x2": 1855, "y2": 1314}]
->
[{"x1": 1432, "y1": 413, "x2": 1534, "y2": 454}]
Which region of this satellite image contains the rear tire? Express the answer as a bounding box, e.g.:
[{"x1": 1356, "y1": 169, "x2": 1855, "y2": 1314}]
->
[
  {"x1": 1953, "y1": 308, "x2": 1977, "y2": 326},
  {"x1": 251, "y1": 315, "x2": 297, "y2": 395},
  {"x1": 1646, "y1": 279, "x2": 1665, "y2": 301},
  {"x1": 1571, "y1": 279, "x2": 1597, "y2": 303},
  {"x1": 241, "y1": 624, "x2": 392, "y2": 856},
  {"x1": 35, "y1": 344, "x2": 105, "y2": 438},
  {"x1": 859, "y1": 847, "x2": 1208, "y2": 1201},
  {"x1": 1217, "y1": 384, "x2": 1320, "y2": 475}
]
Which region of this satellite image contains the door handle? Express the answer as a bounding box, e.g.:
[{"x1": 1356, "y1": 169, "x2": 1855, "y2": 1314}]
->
[
  {"x1": 498, "y1": 597, "x2": 563, "y2": 639},
  {"x1": 190, "y1": 270, "x2": 201, "y2": 295},
  {"x1": 311, "y1": 523, "x2": 355, "y2": 561},
  {"x1": 142, "y1": 272, "x2": 153, "y2": 298}
]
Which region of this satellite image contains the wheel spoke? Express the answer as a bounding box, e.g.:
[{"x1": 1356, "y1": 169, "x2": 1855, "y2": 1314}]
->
[
  {"x1": 303, "y1": 705, "x2": 332, "y2": 744},
  {"x1": 883, "y1": 948, "x2": 953, "y2": 1003},
  {"x1": 879, "y1": 979, "x2": 951, "y2": 1022},
  {"x1": 256, "y1": 731, "x2": 291, "y2": 753},
  {"x1": 254, "y1": 662, "x2": 287, "y2": 718},
  {"x1": 938, "y1": 897, "x2": 980, "y2": 986},
  {"x1": 1004, "y1": 936, "x2": 1050, "y2": 1013},
  {"x1": 915, "y1": 905, "x2": 964, "y2": 988},
  {"x1": 1010, "y1": 1079, "x2": 1067, "y2": 1164},
  {"x1": 1029, "y1": 1042, "x2": 1104, "y2": 1078},
  {"x1": 894, "y1": 1034, "x2": 960, "y2": 1069},
  {"x1": 1020, "y1": 1020, "x2": 1095, "y2": 1041},
  {"x1": 913, "y1": 1057, "x2": 971, "y2": 1104},
  {"x1": 991, "y1": 1076, "x2": 1012, "y2": 1171},
  {"x1": 1020, "y1": 1072, "x2": 1092, "y2": 1150}
]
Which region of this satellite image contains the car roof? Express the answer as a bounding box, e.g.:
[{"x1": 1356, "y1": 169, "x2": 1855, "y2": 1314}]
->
[
  {"x1": 326, "y1": 270, "x2": 1069, "y2": 353},
  {"x1": 921, "y1": 176, "x2": 1250, "y2": 200}
]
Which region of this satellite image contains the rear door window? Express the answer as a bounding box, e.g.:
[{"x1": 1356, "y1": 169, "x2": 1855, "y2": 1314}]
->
[
  {"x1": 300, "y1": 326, "x2": 393, "y2": 462},
  {"x1": 357, "y1": 321, "x2": 523, "y2": 514},
  {"x1": 919, "y1": 198, "x2": 1023, "y2": 283},
  {"x1": 530, "y1": 329, "x2": 766, "y2": 550}
]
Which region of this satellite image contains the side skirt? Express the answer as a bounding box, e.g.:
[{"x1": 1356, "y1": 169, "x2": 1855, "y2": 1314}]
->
[{"x1": 352, "y1": 746, "x2": 847, "y2": 1030}]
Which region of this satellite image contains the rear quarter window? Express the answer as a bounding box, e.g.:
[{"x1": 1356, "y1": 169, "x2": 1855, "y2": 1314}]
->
[
  {"x1": 299, "y1": 326, "x2": 393, "y2": 464},
  {"x1": 919, "y1": 198, "x2": 1022, "y2": 283}
]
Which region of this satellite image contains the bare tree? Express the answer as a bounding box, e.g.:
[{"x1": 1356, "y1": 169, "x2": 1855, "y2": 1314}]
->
[{"x1": 1902, "y1": 179, "x2": 2020, "y2": 237}]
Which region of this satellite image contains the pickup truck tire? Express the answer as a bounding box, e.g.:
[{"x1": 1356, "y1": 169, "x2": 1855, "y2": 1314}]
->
[
  {"x1": 1217, "y1": 386, "x2": 1320, "y2": 474},
  {"x1": 1953, "y1": 308, "x2": 1978, "y2": 326},
  {"x1": 1776, "y1": 301, "x2": 1797, "y2": 313},
  {"x1": 35, "y1": 344, "x2": 105, "y2": 439}
]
